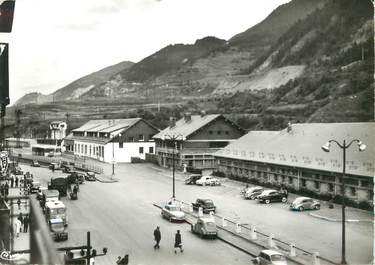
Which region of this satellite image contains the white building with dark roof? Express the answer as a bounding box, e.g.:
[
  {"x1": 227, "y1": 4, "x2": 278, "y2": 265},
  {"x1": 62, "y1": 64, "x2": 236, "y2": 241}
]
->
[
  {"x1": 214, "y1": 123, "x2": 374, "y2": 202},
  {"x1": 65, "y1": 118, "x2": 159, "y2": 163},
  {"x1": 153, "y1": 113, "x2": 245, "y2": 172}
]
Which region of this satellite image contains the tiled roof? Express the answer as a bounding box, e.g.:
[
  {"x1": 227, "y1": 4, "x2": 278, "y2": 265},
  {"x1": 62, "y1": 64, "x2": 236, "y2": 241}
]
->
[
  {"x1": 153, "y1": 114, "x2": 221, "y2": 140},
  {"x1": 215, "y1": 123, "x2": 375, "y2": 177},
  {"x1": 72, "y1": 118, "x2": 141, "y2": 134}
]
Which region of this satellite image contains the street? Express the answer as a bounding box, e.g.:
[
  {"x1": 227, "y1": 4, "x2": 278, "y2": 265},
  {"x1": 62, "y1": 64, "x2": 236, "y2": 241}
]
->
[{"x1": 22, "y1": 161, "x2": 373, "y2": 265}]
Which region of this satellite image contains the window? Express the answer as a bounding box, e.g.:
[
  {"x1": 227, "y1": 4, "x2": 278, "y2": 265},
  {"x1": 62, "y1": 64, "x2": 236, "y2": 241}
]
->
[
  {"x1": 209, "y1": 130, "x2": 213, "y2": 135},
  {"x1": 149, "y1": 134, "x2": 154, "y2": 140},
  {"x1": 128, "y1": 137, "x2": 134, "y2": 142},
  {"x1": 314, "y1": 181, "x2": 320, "y2": 190},
  {"x1": 149, "y1": 147, "x2": 154, "y2": 154},
  {"x1": 84, "y1": 145, "x2": 87, "y2": 155},
  {"x1": 139, "y1": 134, "x2": 144, "y2": 141},
  {"x1": 217, "y1": 130, "x2": 222, "y2": 135},
  {"x1": 139, "y1": 147, "x2": 144, "y2": 154},
  {"x1": 119, "y1": 142, "x2": 123, "y2": 148},
  {"x1": 350, "y1": 187, "x2": 356, "y2": 196},
  {"x1": 328, "y1": 183, "x2": 334, "y2": 192},
  {"x1": 301, "y1": 179, "x2": 306, "y2": 187},
  {"x1": 225, "y1": 131, "x2": 229, "y2": 135},
  {"x1": 74, "y1": 144, "x2": 77, "y2": 152}
]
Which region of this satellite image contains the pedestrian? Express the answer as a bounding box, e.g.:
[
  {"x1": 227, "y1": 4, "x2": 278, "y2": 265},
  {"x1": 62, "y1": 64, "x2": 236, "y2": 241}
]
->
[
  {"x1": 14, "y1": 218, "x2": 21, "y2": 237},
  {"x1": 17, "y1": 198, "x2": 21, "y2": 210},
  {"x1": 0, "y1": 184, "x2": 4, "y2": 197},
  {"x1": 23, "y1": 215, "x2": 29, "y2": 233},
  {"x1": 10, "y1": 175, "x2": 14, "y2": 188},
  {"x1": 17, "y1": 213, "x2": 23, "y2": 230},
  {"x1": 4, "y1": 182, "x2": 9, "y2": 197},
  {"x1": 174, "y1": 230, "x2": 183, "y2": 254},
  {"x1": 116, "y1": 256, "x2": 122, "y2": 264},
  {"x1": 153, "y1": 226, "x2": 161, "y2": 249},
  {"x1": 15, "y1": 175, "x2": 19, "y2": 187}
]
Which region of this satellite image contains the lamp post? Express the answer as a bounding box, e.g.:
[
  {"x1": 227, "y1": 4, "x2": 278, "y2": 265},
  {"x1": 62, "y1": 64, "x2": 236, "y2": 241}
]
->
[
  {"x1": 162, "y1": 134, "x2": 184, "y2": 199},
  {"x1": 321, "y1": 139, "x2": 366, "y2": 265}
]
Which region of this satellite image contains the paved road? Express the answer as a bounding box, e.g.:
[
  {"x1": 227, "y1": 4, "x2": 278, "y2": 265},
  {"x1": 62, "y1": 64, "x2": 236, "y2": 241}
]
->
[{"x1": 23, "y1": 161, "x2": 373, "y2": 265}]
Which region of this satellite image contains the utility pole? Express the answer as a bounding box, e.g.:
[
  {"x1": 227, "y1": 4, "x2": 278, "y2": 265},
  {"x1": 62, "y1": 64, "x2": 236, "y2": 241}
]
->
[{"x1": 15, "y1": 109, "x2": 22, "y2": 148}]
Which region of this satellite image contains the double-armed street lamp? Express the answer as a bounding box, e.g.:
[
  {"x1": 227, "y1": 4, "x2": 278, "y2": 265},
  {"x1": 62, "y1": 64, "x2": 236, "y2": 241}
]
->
[
  {"x1": 321, "y1": 139, "x2": 366, "y2": 265},
  {"x1": 162, "y1": 133, "x2": 185, "y2": 199}
]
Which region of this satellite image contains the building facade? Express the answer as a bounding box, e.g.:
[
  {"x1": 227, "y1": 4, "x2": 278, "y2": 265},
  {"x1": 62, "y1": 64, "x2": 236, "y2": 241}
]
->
[
  {"x1": 214, "y1": 123, "x2": 374, "y2": 203},
  {"x1": 65, "y1": 118, "x2": 159, "y2": 163},
  {"x1": 50, "y1": 121, "x2": 67, "y2": 140},
  {"x1": 153, "y1": 113, "x2": 245, "y2": 173}
]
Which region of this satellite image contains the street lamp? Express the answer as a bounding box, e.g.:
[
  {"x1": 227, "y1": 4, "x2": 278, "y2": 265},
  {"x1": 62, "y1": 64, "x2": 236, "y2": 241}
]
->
[
  {"x1": 162, "y1": 133, "x2": 184, "y2": 199},
  {"x1": 321, "y1": 139, "x2": 366, "y2": 264}
]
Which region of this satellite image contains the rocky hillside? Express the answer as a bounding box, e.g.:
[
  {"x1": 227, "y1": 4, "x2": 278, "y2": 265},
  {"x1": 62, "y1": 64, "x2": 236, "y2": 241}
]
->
[{"x1": 11, "y1": 0, "x2": 373, "y2": 134}]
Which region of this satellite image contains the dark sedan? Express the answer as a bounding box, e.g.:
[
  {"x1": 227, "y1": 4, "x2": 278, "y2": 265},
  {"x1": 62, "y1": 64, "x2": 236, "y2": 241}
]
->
[{"x1": 257, "y1": 189, "x2": 288, "y2": 204}]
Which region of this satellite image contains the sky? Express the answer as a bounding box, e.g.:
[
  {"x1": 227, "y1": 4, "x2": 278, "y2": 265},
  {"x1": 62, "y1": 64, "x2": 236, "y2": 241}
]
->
[{"x1": 0, "y1": 0, "x2": 290, "y2": 104}]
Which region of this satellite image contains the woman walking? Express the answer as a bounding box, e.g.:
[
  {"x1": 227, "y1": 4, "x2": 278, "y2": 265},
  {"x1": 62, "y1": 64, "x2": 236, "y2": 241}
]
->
[{"x1": 174, "y1": 230, "x2": 183, "y2": 254}]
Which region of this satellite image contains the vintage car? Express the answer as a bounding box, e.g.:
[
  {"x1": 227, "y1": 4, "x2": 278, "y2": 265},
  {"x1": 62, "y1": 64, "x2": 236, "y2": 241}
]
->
[
  {"x1": 36, "y1": 186, "x2": 48, "y2": 200},
  {"x1": 192, "y1": 199, "x2": 216, "y2": 213},
  {"x1": 161, "y1": 203, "x2": 185, "y2": 222},
  {"x1": 62, "y1": 165, "x2": 74, "y2": 173},
  {"x1": 30, "y1": 181, "x2": 41, "y2": 194},
  {"x1": 195, "y1": 176, "x2": 221, "y2": 186},
  {"x1": 252, "y1": 249, "x2": 288, "y2": 265},
  {"x1": 184, "y1": 174, "x2": 202, "y2": 185},
  {"x1": 191, "y1": 217, "x2": 218, "y2": 238},
  {"x1": 257, "y1": 190, "x2": 288, "y2": 204},
  {"x1": 290, "y1": 197, "x2": 320, "y2": 211},
  {"x1": 30, "y1": 160, "x2": 40, "y2": 167},
  {"x1": 67, "y1": 171, "x2": 85, "y2": 185},
  {"x1": 49, "y1": 162, "x2": 61, "y2": 171},
  {"x1": 49, "y1": 218, "x2": 68, "y2": 241},
  {"x1": 244, "y1": 186, "x2": 265, "y2": 200},
  {"x1": 85, "y1": 172, "x2": 96, "y2": 181}
]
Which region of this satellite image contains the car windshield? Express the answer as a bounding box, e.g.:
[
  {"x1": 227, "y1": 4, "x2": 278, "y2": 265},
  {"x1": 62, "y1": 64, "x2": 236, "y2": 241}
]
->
[
  {"x1": 51, "y1": 222, "x2": 64, "y2": 230},
  {"x1": 168, "y1": 206, "x2": 180, "y2": 211},
  {"x1": 205, "y1": 222, "x2": 216, "y2": 228},
  {"x1": 204, "y1": 200, "x2": 213, "y2": 205},
  {"x1": 271, "y1": 254, "x2": 286, "y2": 261},
  {"x1": 295, "y1": 197, "x2": 309, "y2": 204}
]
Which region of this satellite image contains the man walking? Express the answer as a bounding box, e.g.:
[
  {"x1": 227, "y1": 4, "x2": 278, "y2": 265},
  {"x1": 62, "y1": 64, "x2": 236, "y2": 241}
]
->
[
  {"x1": 153, "y1": 226, "x2": 161, "y2": 249},
  {"x1": 174, "y1": 230, "x2": 183, "y2": 254},
  {"x1": 23, "y1": 215, "x2": 29, "y2": 233}
]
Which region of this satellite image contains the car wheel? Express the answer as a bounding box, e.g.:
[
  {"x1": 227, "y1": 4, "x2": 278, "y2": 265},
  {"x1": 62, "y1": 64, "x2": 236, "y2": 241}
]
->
[
  {"x1": 299, "y1": 206, "x2": 304, "y2": 211},
  {"x1": 203, "y1": 182, "x2": 206, "y2": 186},
  {"x1": 191, "y1": 224, "x2": 194, "y2": 232},
  {"x1": 281, "y1": 197, "x2": 287, "y2": 203},
  {"x1": 314, "y1": 205, "x2": 320, "y2": 210},
  {"x1": 250, "y1": 195, "x2": 255, "y2": 200},
  {"x1": 265, "y1": 199, "x2": 270, "y2": 204},
  {"x1": 169, "y1": 216, "x2": 172, "y2": 222}
]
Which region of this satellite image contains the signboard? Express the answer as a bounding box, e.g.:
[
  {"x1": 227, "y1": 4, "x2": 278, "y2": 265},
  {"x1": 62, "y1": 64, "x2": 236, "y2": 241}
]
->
[{"x1": 0, "y1": 151, "x2": 8, "y2": 175}]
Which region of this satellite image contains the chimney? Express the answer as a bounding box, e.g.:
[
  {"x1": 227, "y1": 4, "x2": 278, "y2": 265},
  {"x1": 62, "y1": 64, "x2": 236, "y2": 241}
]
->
[
  {"x1": 200, "y1": 110, "x2": 206, "y2": 117},
  {"x1": 184, "y1": 112, "x2": 191, "y2": 122},
  {"x1": 169, "y1": 117, "x2": 176, "y2": 128}
]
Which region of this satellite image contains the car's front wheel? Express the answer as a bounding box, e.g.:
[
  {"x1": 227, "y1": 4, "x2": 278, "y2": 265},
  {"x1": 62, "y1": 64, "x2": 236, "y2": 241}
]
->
[
  {"x1": 314, "y1": 205, "x2": 320, "y2": 210},
  {"x1": 265, "y1": 199, "x2": 270, "y2": 204},
  {"x1": 299, "y1": 206, "x2": 304, "y2": 211},
  {"x1": 281, "y1": 197, "x2": 287, "y2": 203}
]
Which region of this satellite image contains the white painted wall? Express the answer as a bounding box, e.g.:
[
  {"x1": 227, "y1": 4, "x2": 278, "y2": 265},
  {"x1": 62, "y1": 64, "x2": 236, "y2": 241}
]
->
[{"x1": 104, "y1": 142, "x2": 155, "y2": 163}]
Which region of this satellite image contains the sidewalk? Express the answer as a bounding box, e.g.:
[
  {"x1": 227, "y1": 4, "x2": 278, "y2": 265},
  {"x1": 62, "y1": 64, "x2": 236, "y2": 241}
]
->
[{"x1": 309, "y1": 206, "x2": 374, "y2": 222}]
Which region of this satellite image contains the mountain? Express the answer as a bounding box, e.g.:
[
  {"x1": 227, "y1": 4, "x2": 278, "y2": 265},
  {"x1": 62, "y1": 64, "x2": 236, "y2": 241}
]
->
[
  {"x1": 11, "y1": 0, "x2": 373, "y2": 135},
  {"x1": 15, "y1": 61, "x2": 134, "y2": 104}
]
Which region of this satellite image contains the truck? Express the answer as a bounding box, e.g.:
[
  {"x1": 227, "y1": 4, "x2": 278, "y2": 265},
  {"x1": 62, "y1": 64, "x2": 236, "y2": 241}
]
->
[
  {"x1": 39, "y1": 189, "x2": 59, "y2": 209},
  {"x1": 48, "y1": 176, "x2": 68, "y2": 196},
  {"x1": 45, "y1": 200, "x2": 68, "y2": 226},
  {"x1": 49, "y1": 217, "x2": 68, "y2": 241}
]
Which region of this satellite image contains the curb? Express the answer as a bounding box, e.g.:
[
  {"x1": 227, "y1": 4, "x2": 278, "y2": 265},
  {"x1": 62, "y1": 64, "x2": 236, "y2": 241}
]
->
[{"x1": 309, "y1": 213, "x2": 373, "y2": 223}]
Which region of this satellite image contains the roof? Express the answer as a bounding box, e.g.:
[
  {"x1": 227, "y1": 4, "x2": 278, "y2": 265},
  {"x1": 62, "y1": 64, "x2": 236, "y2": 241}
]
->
[
  {"x1": 72, "y1": 118, "x2": 141, "y2": 134},
  {"x1": 45, "y1": 201, "x2": 65, "y2": 208},
  {"x1": 153, "y1": 114, "x2": 222, "y2": 140},
  {"x1": 64, "y1": 134, "x2": 110, "y2": 144},
  {"x1": 50, "y1": 218, "x2": 64, "y2": 224},
  {"x1": 215, "y1": 123, "x2": 375, "y2": 177}
]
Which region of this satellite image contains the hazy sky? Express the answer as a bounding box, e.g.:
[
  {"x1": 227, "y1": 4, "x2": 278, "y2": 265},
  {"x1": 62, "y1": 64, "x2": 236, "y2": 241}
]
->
[{"x1": 0, "y1": 0, "x2": 290, "y2": 103}]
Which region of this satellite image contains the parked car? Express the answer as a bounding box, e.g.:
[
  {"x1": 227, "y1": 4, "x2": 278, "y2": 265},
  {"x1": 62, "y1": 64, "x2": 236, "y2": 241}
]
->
[
  {"x1": 11, "y1": 166, "x2": 23, "y2": 175},
  {"x1": 161, "y1": 203, "x2": 185, "y2": 222},
  {"x1": 257, "y1": 189, "x2": 288, "y2": 204},
  {"x1": 67, "y1": 171, "x2": 85, "y2": 185},
  {"x1": 85, "y1": 172, "x2": 96, "y2": 181},
  {"x1": 192, "y1": 199, "x2": 216, "y2": 213},
  {"x1": 62, "y1": 165, "x2": 74, "y2": 173},
  {"x1": 191, "y1": 217, "x2": 218, "y2": 238},
  {"x1": 36, "y1": 186, "x2": 48, "y2": 200},
  {"x1": 290, "y1": 197, "x2": 320, "y2": 211},
  {"x1": 252, "y1": 249, "x2": 288, "y2": 265},
  {"x1": 244, "y1": 186, "x2": 264, "y2": 200},
  {"x1": 30, "y1": 181, "x2": 41, "y2": 193},
  {"x1": 47, "y1": 151, "x2": 54, "y2": 157},
  {"x1": 30, "y1": 160, "x2": 40, "y2": 167},
  {"x1": 195, "y1": 176, "x2": 221, "y2": 186},
  {"x1": 49, "y1": 162, "x2": 61, "y2": 171},
  {"x1": 184, "y1": 174, "x2": 202, "y2": 185}
]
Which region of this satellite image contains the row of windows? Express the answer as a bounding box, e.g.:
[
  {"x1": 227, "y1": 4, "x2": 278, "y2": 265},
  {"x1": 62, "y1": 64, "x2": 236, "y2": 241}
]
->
[
  {"x1": 74, "y1": 143, "x2": 104, "y2": 157},
  {"x1": 208, "y1": 130, "x2": 229, "y2": 135}
]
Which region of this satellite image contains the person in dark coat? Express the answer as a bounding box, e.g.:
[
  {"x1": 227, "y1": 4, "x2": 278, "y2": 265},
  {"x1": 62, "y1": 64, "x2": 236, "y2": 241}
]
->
[
  {"x1": 17, "y1": 198, "x2": 21, "y2": 209},
  {"x1": 4, "y1": 182, "x2": 9, "y2": 197},
  {"x1": 153, "y1": 226, "x2": 161, "y2": 249},
  {"x1": 174, "y1": 230, "x2": 183, "y2": 254},
  {"x1": 23, "y1": 215, "x2": 29, "y2": 233},
  {"x1": 15, "y1": 175, "x2": 19, "y2": 187},
  {"x1": 119, "y1": 254, "x2": 128, "y2": 265},
  {"x1": 10, "y1": 175, "x2": 14, "y2": 188},
  {"x1": 0, "y1": 184, "x2": 4, "y2": 197}
]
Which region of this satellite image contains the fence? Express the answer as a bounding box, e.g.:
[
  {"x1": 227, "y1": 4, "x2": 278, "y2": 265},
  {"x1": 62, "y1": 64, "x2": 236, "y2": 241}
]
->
[{"x1": 174, "y1": 199, "x2": 337, "y2": 265}]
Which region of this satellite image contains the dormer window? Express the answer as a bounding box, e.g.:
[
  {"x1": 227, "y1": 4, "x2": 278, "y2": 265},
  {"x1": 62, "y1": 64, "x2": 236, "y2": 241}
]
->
[{"x1": 139, "y1": 134, "x2": 144, "y2": 141}]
